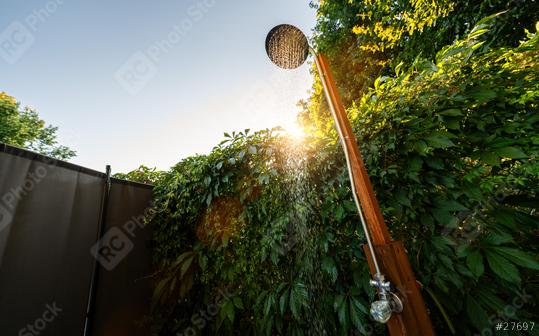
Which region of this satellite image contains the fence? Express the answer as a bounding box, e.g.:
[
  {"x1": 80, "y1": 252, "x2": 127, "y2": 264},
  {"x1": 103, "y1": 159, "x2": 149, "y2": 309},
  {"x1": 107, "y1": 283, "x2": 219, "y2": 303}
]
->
[{"x1": 0, "y1": 143, "x2": 154, "y2": 336}]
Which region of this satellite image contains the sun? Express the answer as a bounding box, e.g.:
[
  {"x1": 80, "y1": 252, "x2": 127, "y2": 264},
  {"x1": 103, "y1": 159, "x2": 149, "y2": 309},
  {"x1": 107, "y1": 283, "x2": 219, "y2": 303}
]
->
[{"x1": 283, "y1": 119, "x2": 306, "y2": 141}]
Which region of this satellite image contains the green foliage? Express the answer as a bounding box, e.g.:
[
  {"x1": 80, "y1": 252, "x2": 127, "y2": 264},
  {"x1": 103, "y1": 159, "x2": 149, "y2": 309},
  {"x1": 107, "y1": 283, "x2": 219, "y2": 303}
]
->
[
  {"x1": 313, "y1": 0, "x2": 537, "y2": 63},
  {"x1": 0, "y1": 92, "x2": 76, "y2": 159},
  {"x1": 113, "y1": 165, "x2": 164, "y2": 185},
  {"x1": 301, "y1": 0, "x2": 539, "y2": 129},
  {"x1": 148, "y1": 128, "x2": 385, "y2": 335},
  {"x1": 148, "y1": 22, "x2": 539, "y2": 335},
  {"x1": 347, "y1": 23, "x2": 539, "y2": 334}
]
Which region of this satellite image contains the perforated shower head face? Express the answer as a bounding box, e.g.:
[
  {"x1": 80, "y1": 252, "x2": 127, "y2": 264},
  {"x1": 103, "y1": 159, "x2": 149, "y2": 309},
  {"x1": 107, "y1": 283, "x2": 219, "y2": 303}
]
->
[{"x1": 265, "y1": 24, "x2": 309, "y2": 69}]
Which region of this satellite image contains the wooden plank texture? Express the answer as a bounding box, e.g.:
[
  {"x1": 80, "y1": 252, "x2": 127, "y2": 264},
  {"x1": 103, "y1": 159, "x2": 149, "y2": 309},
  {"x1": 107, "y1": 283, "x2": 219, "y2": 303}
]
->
[
  {"x1": 317, "y1": 53, "x2": 392, "y2": 245},
  {"x1": 316, "y1": 53, "x2": 435, "y2": 335}
]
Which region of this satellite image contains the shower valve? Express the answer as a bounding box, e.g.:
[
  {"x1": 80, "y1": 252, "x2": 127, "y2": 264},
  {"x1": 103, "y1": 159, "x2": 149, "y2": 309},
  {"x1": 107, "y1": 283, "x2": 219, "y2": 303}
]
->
[{"x1": 369, "y1": 275, "x2": 403, "y2": 324}]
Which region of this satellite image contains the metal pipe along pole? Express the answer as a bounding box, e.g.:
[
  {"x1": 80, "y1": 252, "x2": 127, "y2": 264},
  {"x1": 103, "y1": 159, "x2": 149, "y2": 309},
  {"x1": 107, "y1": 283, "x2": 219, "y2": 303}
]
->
[
  {"x1": 312, "y1": 52, "x2": 436, "y2": 336},
  {"x1": 311, "y1": 48, "x2": 383, "y2": 279}
]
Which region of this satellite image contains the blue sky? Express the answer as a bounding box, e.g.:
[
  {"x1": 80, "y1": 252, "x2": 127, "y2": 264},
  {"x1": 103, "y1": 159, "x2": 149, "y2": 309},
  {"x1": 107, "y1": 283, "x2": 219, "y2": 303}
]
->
[{"x1": 0, "y1": 0, "x2": 316, "y2": 173}]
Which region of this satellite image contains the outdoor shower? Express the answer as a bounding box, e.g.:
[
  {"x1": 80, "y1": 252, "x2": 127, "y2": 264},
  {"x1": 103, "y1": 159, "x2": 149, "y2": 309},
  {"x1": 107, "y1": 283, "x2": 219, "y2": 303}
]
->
[{"x1": 265, "y1": 24, "x2": 434, "y2": 335}]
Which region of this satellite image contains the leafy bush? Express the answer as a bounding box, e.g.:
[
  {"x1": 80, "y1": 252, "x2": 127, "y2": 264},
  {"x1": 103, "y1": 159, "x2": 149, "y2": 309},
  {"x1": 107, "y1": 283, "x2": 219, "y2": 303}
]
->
[
  {"x1": 113, "y1": 165, "x2": 164, "y2": 185},
  {"x1": 349, "y1": 19, "x2": 539, "y2": 334},
  {"x1": 148, "y1": 24, "x2": 539, "y2": 335},
  {"x1": 310, "y1": 0, "x2": 538, "y2": 96},
  {"x1": 0, "y1": 92, "x2": 76, "y2": 159}
]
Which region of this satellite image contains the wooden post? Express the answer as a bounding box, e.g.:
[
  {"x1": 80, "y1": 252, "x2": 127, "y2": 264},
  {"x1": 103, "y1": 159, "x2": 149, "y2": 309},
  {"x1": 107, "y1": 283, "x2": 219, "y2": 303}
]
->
[{"x1": 316, "y1": 53, "x2": 435, "y2": 336}]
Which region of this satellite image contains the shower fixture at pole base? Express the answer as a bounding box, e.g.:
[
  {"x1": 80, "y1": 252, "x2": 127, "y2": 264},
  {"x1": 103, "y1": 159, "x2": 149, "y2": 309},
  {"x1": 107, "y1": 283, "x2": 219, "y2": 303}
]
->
[
  {"x1": 363, "y1": 241, "x2": 434, "y2": 335},
  {"x1": 370, "y1": 292, "x2": 404, "y2": 324}
]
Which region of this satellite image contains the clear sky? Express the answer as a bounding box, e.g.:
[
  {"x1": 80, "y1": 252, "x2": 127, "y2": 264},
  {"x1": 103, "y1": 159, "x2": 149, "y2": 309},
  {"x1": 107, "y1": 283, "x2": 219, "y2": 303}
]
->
[{"x1": 0, "y1": 0, "x2": 316, "y2": 173}]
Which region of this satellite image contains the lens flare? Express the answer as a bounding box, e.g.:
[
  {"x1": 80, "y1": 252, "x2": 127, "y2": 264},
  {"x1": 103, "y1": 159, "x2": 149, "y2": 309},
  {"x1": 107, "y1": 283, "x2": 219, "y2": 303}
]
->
[{"x1": 283, "y1": 120, "x2": 306, "y2": 141}]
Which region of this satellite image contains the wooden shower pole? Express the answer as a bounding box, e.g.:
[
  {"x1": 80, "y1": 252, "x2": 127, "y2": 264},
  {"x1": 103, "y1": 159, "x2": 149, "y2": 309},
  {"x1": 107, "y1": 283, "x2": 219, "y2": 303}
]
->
[{"x1": 316, "y1": 53, "x2": 435, "y2": 336}]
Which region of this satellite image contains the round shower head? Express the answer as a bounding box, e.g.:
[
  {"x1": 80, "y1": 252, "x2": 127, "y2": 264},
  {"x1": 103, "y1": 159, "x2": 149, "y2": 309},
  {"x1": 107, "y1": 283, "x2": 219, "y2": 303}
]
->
[{"x1": 265, "y1": 24, "x2": 309, "y2": 69}]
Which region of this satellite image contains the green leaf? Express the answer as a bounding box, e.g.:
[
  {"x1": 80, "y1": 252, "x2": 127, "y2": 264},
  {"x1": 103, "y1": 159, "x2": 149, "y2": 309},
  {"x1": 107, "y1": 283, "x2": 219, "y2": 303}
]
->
[
  {"x1": 335, "y1": 205, "x2": 345, "y2": 221},
  {"x1": 493, "y1": 247, "x2": 539, "y2": 270},
  {"x1": 336, "y1": 295, "x2": 349, "y2": 329},
  {"x1": 289, "y1": 282, "x2": 308, "y2": 320},
  {"x1": 466, "y1": 296, "x2": 489, "y2": 330},
  {"x1": 485, "y1": 251, "x2": 521, "y2": 284},
  {"x1": 480, "y1": 152, "x2": 500, "y2": 166},
  {"x1": 444, "y1": 118, "x2": 460, "y2": 129},
  {"x1": 426, "y1": 132, "x2": 455, "y2": 148},
  {"x1": 439, "y1": 108, "x2": 463, "y2": 116},
  {"x1": 487, "y1": 138, "x2": 515, "y2": 148},
  {"x1": 434, "y1": 276, "x2": 449, "y2": 293},
  {"x1": 222, "y1": 300, "x2": 235, "y2": 323},
  {"x1": 435, "y1": 199, "x2": 467, "y2": 211},
  {"x1": 425, "y1": 157, "x2": 445, "y2": 169},
  {"x1": 152, "y1": 277, "x2": 169, "y2": 307},
  {"x1": 279, "y1": 288, "x2": 289, "y2": 315},
  {"x1": 469, "y1": 28, "x2": 489, "y2": 39},
  {"x1": 439, "y1": 255, "x2": 455, "y2": 270},
  {"x1": 263, "y1": 294, "x2": 275, "y2": 316},
  {"x1": 466, "y1": 250, "x2": 484, "y2": 277},
  {"x1": 456, "y1": 263, "x2": 474, "y2": 278},
  {"x1": 437, "y1": 45, "x2": 467, "y2": 61},
  {"x1": 432, "y1": 208, "x2": 458, "y2": 227},
  {"x1": 395, "y1": 189, "x2": 411, "y2": 207},
  {"x1": 414, "y1": 140, "x2": 429, "y2": 154},
  {"x1": 179, "y1": 254, "x2": 195, "y2": 278},
  {"x1": 476, "y1": 288, "x2": 506, "y2": 312},
  {"x1": 432, "y1": 200, "x2": 465, "y2": 227},
  {"x1": 333, "y1": 294, "x2": 345, "y2": 311},
  {"x1": 431, "y1": 236, "x2": 455, "y2": 251},
  {"x1": 457, "y1": 244, "x2": 472, "y2": 258},
  {"x1": 322, "y1": 256, "x2": 338, "y2": 283},
  {"x1": 349, "y1": 297, "x2": 366, "y2": 329},
  {"x1": 482, "y1": 232, "x2": 513, "y2": 246},
  {"x1": 467, "y1": 87, "x2": 496, "y2": 102},
  {"x1": 474, "y1": 11, "x2": 504, "y2": 27},
  {"x1": 233, "y1": 296, "x2": 244, "y2": 309},
  {"x1": 495, "y1": 147, "x2": 527, "y2": 159}
]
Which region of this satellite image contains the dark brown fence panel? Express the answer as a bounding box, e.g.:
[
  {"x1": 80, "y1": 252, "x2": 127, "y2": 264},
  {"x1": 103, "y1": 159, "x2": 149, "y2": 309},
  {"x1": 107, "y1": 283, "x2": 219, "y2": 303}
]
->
[
  {"x1": 91, "y1": 179, "x2": 153, "y2": 336},
  {"x1": 0, "y1": 144, "x2": 154, "y2": 336},
  {"x1": 0, "y1": 147, "x2": 105, "y2": 335}
]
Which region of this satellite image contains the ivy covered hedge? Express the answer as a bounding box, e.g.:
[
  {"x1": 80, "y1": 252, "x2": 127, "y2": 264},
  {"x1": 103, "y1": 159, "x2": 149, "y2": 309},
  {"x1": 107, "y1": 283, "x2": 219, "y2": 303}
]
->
[{"x1": 147, "y1": 23, "x2": 539, "y2": 335}]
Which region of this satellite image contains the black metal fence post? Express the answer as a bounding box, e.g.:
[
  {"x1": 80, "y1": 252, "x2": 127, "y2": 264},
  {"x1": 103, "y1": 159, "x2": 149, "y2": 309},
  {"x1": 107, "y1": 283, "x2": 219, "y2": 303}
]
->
[{"x1": 83, "y1": 165, "x2": 111, "y2": 336}]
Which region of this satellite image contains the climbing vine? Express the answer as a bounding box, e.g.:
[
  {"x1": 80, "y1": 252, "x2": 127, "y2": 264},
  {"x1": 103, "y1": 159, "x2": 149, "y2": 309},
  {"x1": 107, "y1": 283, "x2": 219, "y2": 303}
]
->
[{"x1": 147, "y1": 20, "x2": 539, "y2": 336}]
